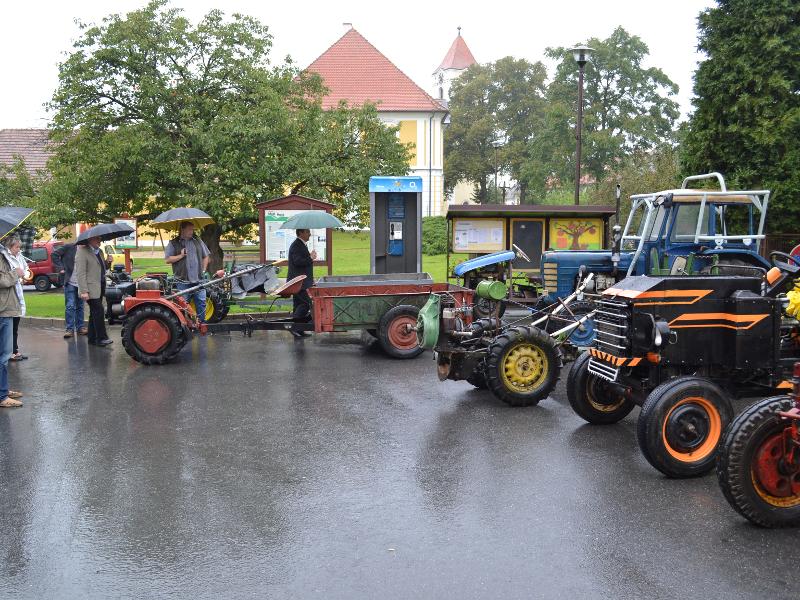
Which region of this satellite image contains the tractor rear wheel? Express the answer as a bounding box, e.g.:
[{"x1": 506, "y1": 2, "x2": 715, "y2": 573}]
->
[
  {"x1": 567, "y1": 351, "x2": 634, "y2": 424},
  {"x1": 189, "y1": 288, "x2": 229, "y2": 324},
  {"x1": 637, "y1": 377, "x2": 733, "y2": 478},
  {"x1": 378, "y1": 305, "x2": 424, "y2": 359},
  {"x1": 484, "y1": 326, "x2": 561, "y2": 407},
  {"x1": 717, "y1": 396, "x2": 800, "y2": 527},
  {"x1": 122, "y1": 304, "x2": 187, "y2": 365}
]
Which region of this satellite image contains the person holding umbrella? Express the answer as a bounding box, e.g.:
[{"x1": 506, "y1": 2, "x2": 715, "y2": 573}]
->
[
  {"x1": 280, "y1": 211, "x2": 343, "y2": 339},
  {"x1": 73, "y1": 222, "x2": 134, "y2": 347}
]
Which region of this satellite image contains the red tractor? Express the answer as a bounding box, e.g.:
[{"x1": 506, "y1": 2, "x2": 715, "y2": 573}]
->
[{"x1": 717, "y1": 363, "x2": 800, "y2": 527}]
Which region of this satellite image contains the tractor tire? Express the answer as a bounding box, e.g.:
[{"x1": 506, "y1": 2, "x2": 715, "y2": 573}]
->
[
  {"x1": 121, "y1": 304, "x2": 187, "y2": 365},
  {"x1": 567, "y1": 351, "x2": 635, "y2": 424},
  {"x1": 636, "y1": 376, "x2": 733, "y2": 478},
  {"x1": 378, "y1": 305, "x2": 424, "y2": 359},
  {"x1": 546, "y1": 301, "x2": 596, "y2": 348},
  {"x1": 484, "y1": 325, "x2": 562, "y2": 407},
  {"x1": 206, "y1": 288, "x2": 229, "y2": 323},
  {"x1": 717, "y1": 396, "x2": 800, "y2": 528},
  {"x1": 33, "y1": 275, "x2": 51, "y2": 292},
  {"x1": 473, "y1": 298, "x2": 506, "y2": 319}
]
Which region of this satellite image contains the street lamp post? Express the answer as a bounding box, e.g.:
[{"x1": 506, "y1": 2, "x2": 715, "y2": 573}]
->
[
  {"x1": 491, "y1": 139, "x2": 503, "y2": 203},
  {"x1": 570, "y1": 45, "x2": 593, "y2": 205}
]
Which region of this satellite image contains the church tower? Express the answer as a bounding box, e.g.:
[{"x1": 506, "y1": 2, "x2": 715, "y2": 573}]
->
[{"x1": 432, "y1": 27, "x2": 477, "y2": 105}]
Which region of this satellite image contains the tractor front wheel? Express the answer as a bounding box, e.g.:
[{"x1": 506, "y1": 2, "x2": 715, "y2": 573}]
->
[
  {"x1": 717, "y1": 396, "x2": 800, "y2": 527},
  {"x1": 378, "y1": 305, "x2": 424, "y2": 359},
  {"x1": 484, "y1": 326, "x2": 561, "y2": 407},
  {"x1": 637, "y1": 377, "x2": 733, "y2": 478},
  {"x1": 567, "y1": 351, "x2": 634, "y2": 424},
  {"x1": 122, "y1": 304, "x2": 187, "y2": 365}
]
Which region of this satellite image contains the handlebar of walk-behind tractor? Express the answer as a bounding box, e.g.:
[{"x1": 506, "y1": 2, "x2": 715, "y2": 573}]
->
[{"x1": 164, "y1": 260, "x2": 287, "y2": 301}]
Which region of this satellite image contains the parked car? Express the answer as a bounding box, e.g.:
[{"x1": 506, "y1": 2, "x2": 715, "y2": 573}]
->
[
  {"x1": 103, "y1": 243, "x2": 131, "y2": 270},
  {"x1": 24, "y1": 240, "x2": 64, "y2": 291}
]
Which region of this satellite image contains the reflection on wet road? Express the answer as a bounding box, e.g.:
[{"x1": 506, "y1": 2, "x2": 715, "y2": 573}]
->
[{"x1": 0, "y1": 327, "x2": 794, "y2": 599}]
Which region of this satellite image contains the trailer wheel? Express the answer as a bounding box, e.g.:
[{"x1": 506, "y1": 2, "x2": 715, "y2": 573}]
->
[
  {"x1": 378, "y1": 305, "x2": 424, "y2": 359},
  {"x1": 717, "y1": 396, "x2": 800, "y2": 527},
  {"x1": 637, "y1": 377, "x2": 733, "y2": 478},
  {"x1": 485, "y1": 326, "x2": 562, "y2": 407},
  {"x1": 567, "y1": 351, "x2": 634, "y2": 424},
  {"x1": 122, "y1": 304, "x2": 187, "y2": 365}
]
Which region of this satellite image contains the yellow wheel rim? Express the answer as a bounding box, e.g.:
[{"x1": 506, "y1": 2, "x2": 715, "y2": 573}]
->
[
  {"x1": 189, "y1": 300, "x2": 215, "y2": 321},
  {"x1": 500, "y1": 343, "x2": 548, "y2": 393}
]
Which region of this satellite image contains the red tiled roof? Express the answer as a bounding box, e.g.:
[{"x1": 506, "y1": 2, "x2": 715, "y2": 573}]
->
[
  {"x1": 306, "y1": 28, "x2": 446, "y2": 112},
  {"x1": 0, "y1": 129, "x2": 52, "y2": 176},
  {"x1": 435, "y1": 33, "x2": 477, "y2": 72}
]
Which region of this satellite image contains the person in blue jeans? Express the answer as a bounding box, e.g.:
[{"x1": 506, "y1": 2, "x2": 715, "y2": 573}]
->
[
  {"x1": 165, "y1": 221, "x2": 210, "y2": 322},
  {"x1": 52, "y1": 242, "x2": 86, "y2": 338},
  {"x1": 0, "y1": 236, "x2": 24, "y2": 408}
]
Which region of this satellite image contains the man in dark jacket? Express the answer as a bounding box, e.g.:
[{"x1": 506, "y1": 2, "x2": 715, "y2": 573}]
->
[
  {"x1": 286, "y1": 229, "x2": 316, "y2": 338},
  {"x1": 51, "y1": 243, "x2": 86, "y2": 338}
]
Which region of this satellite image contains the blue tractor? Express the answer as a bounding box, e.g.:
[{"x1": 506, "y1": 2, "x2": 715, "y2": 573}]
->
[{"x1": 541, "y1": 173, "x2": 771, "y2": 301}]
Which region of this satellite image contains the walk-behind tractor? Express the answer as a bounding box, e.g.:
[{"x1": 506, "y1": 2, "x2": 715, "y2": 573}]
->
[
  {"x1": 417, "y1": 273, "x2": 596, "y2": 407},
  {"x1": 120, "y1": 266, "x2": 473, "y2": 365},
  {"x1": 567, "y1": 250, "x2": 800, "y2": 479}
]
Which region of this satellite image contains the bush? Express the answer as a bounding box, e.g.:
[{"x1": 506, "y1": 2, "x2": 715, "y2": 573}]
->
[{"x1": 422, "y1": 216, "x2": 448, "y2": 255}]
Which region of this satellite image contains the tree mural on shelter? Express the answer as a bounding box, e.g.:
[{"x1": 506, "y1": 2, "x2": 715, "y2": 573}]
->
[{"x1": 555, "y1": 220, "x2": 598, "y2": 250}]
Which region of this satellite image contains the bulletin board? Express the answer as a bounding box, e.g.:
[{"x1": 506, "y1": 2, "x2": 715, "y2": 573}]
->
[
  {"x1": 548, "y1": 218, "x2": 604, "y2": 251},
  {"x1": 263, "y1": 211, "x2": 327, "y2": 261},
  {"x1": 452, "y1": 218, "x2": 506, "y2": 253}
]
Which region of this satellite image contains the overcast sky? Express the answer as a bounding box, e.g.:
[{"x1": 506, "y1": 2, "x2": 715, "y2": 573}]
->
[{"x1": 0, "y1": 0, "x2": 716, "y2": 129}]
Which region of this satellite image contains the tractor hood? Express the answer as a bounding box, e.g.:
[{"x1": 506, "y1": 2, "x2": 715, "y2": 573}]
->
[
  {"x1": 542, "y1": 250, "x2": 635, "y2": 271},
  {"x1": 602, "y1": 274, "x2": 762, "y2": 302}
]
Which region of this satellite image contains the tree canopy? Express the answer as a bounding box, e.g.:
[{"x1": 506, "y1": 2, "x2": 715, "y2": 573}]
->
[
  {"x1": 682, "y1": 0, "x2": 800, "y2": 231},
  {"x1": 38, "y1": 0, "x2": 410, "y2": 265}
]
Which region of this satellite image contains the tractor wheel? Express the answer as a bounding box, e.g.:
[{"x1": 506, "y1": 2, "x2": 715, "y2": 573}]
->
[
  {"x1": 717, "y1": 396, "x2": 800, "y2": 527},
  {"x1": 33, "y1": 275, "x2": 51, "y2": 292},
  {"x1": 189, "y1": 289, "x2": 229, "y2": 324},
  {"x1": 473, "y1": 298, "x2": 506, "y2": 319},
  {"x1": 637, "y1": 377, "x2": 733, "y2": 478},
  {"x1": 484, "y1": 326, "x2": 562, "y2": 407},
  {"x1": 546, "y1": 301, "x2": 596, "y2": 348},
  {"x1": 567, "y1": 351, "x2": 635, "y2": 424},
  {"x1": 121, "y1": 304, "x2": 187, "y2": 365},
  {"x1": 378, "y1": 305, "x2": 424, "y2": 359}
]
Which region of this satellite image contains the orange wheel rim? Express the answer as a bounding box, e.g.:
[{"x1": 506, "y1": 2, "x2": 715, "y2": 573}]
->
[{"x1": 661, "y1": 396, "x2": 722, "y2": 463}]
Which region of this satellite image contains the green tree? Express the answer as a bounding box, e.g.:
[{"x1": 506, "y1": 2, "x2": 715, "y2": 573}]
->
[
  {"x1": 42, "y1": 0, "x2": 409, "y2": 268},
  {"x1": 546, "y1": 27, "x2": 680, "y2": 187},
  {"x1": 682, "y1": 0, "x2": 800, "y2": 231}
]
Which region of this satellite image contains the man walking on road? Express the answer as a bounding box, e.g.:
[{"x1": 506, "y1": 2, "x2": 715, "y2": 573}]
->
[
  {"x1": 52, "y1": 242, "x2": 86, "y2": 338},
  {"x1": 287, "y1": 228, "x2": 316, "y2": 338},
  {"x1": 165, "y1": 221, "x2": 210, "y2": 322}
]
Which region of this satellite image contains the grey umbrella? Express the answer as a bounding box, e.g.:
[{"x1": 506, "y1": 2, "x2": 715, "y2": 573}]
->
[
  {"x1": 278, "y1": 210, "x2": 343, "y2": 230},
  {"x1": 75, "y1": 222, "x2": 135, "y2": 245},
  {"x1": 0, "y1": 207, "x2": 35, "y2": 241}
]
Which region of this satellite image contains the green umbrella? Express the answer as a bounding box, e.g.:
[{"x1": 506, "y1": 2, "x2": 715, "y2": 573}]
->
[{"x1": 279, "y1": 211, "x2": 342, "y2": 230}]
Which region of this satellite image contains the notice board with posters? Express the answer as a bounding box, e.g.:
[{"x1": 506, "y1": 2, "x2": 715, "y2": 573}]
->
[
  {"x1": 113, "y1": 217, "x2": 138, "y2": 249},
  {"x1": 452, "y1": 218, "x2": 505, "y2": 253},
  {"x1": 263, "y1": 211, "x2": 327, "y2": 261}
]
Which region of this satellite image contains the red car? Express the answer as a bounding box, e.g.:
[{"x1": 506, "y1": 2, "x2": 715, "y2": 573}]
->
[{"x1": 24, "y1": 241, "x2": 64, "y2": 291}]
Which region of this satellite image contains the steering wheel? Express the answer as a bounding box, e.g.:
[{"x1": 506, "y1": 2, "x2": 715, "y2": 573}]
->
[
  {"x1": 769, "y1": 251, "x2": 800, "y2": 274},
  {"x1": 512, "y1": 243, "x2": 531, "y2": 263}
]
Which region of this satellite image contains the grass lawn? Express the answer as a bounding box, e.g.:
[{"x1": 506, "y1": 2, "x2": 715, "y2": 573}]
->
[{"x1": 25, "y1": 231, "x2": 467, "y2": 318}]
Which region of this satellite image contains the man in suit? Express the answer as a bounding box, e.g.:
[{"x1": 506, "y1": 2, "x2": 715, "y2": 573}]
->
[
  {"x1": 75, "y1": 236, "x2": 112, "y2": 346},
  {"x1": 286, "y1": 228, "x2": 316, "y2": 338},
  {"x1": 52, "y1": 242, "x2": 86, "y2": 338}
]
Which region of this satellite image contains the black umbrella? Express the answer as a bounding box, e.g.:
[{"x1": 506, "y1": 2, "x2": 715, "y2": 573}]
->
[
  {"x1": 0, "y1": 207, "x2": 35, "y2": 241},
  {"x1": 76, "y1": 222, "x2": 135, "y2": 245}
]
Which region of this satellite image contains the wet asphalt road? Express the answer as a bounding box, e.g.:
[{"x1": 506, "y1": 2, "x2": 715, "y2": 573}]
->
[{"x1": 0, "y1": 325, "x2": 796, "y2": 599}]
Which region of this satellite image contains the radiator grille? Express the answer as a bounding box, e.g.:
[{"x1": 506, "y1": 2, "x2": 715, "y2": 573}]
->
[{"x1": 594, "y1": 298, "x2": 631, "y2": 356}]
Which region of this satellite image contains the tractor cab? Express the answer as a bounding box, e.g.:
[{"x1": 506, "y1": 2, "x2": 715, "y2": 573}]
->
[{"x1": 541, "y1": 172, "x2": 771, "y2": 299}]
